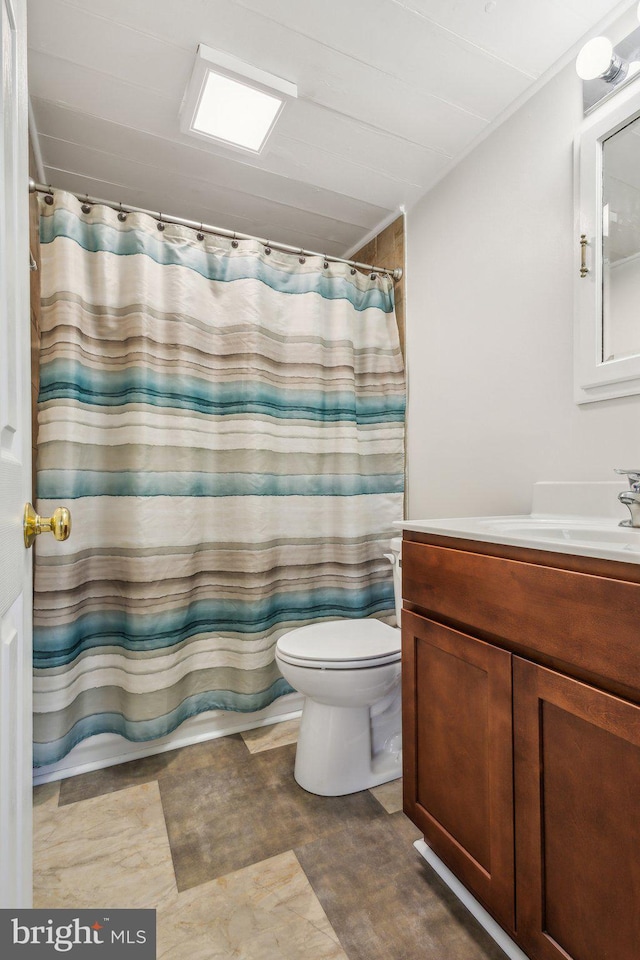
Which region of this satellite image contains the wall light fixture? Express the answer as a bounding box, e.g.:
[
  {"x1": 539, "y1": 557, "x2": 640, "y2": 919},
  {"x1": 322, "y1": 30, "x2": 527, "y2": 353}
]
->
[
  {"x1": 576, "y1": 36, "x2": 628, "y2": 82},
  {"x1": 576, "y1": 8, "x2": 640, "y2": 114}
]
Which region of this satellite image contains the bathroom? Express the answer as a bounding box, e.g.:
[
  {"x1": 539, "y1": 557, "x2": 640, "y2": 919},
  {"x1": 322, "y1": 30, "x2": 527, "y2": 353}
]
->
[{"x1": 2, "y1": 1, "x2": 640, "y2": 958}]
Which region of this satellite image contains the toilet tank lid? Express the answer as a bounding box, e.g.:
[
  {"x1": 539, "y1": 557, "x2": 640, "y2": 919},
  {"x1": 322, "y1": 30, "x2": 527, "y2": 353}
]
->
[{"x1": 277, "y1": 618, "x2": 400, "y2": 663}]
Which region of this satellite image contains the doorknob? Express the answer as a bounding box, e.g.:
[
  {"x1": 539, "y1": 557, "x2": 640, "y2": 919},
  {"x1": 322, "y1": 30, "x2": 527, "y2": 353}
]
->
[{"x1": 23, "y1": 503, "x2": 71, "y2": 549}]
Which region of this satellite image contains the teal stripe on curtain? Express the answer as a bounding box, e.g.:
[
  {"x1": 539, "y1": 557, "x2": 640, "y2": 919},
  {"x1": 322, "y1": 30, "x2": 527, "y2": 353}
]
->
[
  {"x1": 33, "y1": 190, "x2": 405, "y2": 767},
  {"x1": 37, "y1": 471, "x2": 404, "y2": 498},
  {"x1": 39, "y1": 359, "x2": 405, "y2": 420},
  {"x1": 33, "y1": 681, "x2": 294, "y2": 768},
  {"x1": 39, "y1": 205, "x2": 395, "y2": 313},
  {"x1": 35, "y1": 581, "x2": 394, "y2": 667}
]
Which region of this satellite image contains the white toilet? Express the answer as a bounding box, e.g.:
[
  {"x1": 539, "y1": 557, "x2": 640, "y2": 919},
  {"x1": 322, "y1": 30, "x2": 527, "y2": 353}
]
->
[{"x1": 275, "y1": 537, "x2": 403, "y2": 796}]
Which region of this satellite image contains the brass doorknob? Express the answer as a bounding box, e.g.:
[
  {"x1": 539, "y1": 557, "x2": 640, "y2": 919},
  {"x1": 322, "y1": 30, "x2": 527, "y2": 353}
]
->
[{"x1": 23, "y1": 503, "x2": 72, "y2": 549}]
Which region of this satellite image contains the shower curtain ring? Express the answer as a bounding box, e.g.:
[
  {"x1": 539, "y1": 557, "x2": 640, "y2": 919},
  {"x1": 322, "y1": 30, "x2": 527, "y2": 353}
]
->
[
  {"x1": 157, "y1": 213, "x2": 165, "y2": 232},
  {"x1": 323, "y1": 256, "x2": 329, "y2": 269},
  {"x1": 299, "y1": 249, "x2": 306, "y2": 264},
  {"x1": 231, "y1": 232, "x2": 239, "y2": 248},
  {"x1": 196, "y1": 224, "x2": 205, "y2": 241},
  {"x1": 117, "y1": 202, "x2": 127, "y2": 222},
  {"x1": 44, "y1": 185, "x2": 54, "y2": 205},
  {"x1": 264, "y1": 240, "x2": 272, "y2": 255},
  {"x1": 81, "y1": 194, "x2": 92, "y2": 214}
]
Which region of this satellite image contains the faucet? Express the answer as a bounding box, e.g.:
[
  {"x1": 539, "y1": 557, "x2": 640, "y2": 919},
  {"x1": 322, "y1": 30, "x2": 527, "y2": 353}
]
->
[{"x1": 614, "y1": 469, "x2": 640, "y2": 528}]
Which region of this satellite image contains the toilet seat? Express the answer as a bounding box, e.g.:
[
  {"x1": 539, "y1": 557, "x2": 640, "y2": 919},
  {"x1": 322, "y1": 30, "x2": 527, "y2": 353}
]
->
[{"x1": 276, "y1": 618, "x2": 401, "y2": 670}]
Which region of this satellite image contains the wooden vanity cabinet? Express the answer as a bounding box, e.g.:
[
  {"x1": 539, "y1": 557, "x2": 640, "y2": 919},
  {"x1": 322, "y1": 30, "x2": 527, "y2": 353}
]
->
[{"x1": 401, "y1": 532, "x2": 640, "y2": 960}]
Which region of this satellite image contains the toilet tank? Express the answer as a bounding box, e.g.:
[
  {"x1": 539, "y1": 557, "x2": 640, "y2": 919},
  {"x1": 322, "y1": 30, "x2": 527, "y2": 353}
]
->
[{"x1": 387, "y1": 537, "x2": 402, "y2": 627}]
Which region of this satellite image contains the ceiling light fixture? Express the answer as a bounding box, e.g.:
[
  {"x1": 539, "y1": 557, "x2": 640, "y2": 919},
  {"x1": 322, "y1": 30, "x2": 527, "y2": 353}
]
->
[{"x1": 180, "y1": 45, "x2": 297, "y2": 154}]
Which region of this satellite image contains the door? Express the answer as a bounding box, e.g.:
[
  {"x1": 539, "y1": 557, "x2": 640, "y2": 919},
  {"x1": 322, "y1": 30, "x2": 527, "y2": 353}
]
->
[
  {"x1": 402, "y1": 610, "x2": 515, "y2": 932},
  {"x1": 0, "y1": 0, "x2": 32, "y2": 908},
  {"x1": 514, "y1": 657, "x2": 640, "y2": 960}
]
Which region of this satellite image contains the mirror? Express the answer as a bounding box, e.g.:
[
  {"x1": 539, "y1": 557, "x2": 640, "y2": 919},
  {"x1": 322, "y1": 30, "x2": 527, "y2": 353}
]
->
[
  {"x1": 602, "y1": 116, "x2": 640, "y2": 363},
  {"x1": 575, "y1": 79, "x2": 640, "y2": 403}
]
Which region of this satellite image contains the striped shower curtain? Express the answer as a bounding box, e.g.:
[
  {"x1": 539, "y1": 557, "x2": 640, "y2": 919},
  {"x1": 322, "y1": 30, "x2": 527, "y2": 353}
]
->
[{"x1": 33, "y1": 190, "x2": 405, "y2": 767}]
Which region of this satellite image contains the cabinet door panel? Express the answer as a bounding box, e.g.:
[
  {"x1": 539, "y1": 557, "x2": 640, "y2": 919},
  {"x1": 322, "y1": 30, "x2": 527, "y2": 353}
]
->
[
  {"x1": 514, "y1": 657, "x2": 640, "y2": 960},
  {"x1": 402, "y1": 610, "x2": 515, "y2": 931}
]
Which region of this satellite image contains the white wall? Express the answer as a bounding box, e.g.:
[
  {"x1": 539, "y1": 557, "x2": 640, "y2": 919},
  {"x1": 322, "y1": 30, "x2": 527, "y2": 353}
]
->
[{"x1": 406, "y1": 13, "x2": 640, "y2": 520}]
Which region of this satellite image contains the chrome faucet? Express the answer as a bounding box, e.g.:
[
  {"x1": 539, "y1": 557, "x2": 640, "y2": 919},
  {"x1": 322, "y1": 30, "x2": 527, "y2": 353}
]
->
[{"x1": 614, "y1": 469, "x2": 640, "y2": 528}]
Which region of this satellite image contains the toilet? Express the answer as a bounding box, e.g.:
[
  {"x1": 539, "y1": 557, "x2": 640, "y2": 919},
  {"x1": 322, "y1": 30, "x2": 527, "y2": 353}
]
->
[{"x1": 275, "y1": 537, "x2": 403, "y2": 796}]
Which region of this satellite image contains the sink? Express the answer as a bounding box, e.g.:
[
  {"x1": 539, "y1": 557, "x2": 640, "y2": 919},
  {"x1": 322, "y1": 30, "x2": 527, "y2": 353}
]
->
[
  {"x1": 398, "y1": 513, "x2": 640, "y2": 562},
  {"x1": 397, "y1": 482, "x2": 640, "y2": 564},
  {"x1": 474, "y1": 516, "x2": 640, "y2": 550}
]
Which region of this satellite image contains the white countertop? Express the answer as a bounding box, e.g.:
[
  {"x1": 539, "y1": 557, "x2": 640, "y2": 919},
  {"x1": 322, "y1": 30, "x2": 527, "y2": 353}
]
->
[{"x1": 396, "y1": 481, "x2": 640, "y2": 565}]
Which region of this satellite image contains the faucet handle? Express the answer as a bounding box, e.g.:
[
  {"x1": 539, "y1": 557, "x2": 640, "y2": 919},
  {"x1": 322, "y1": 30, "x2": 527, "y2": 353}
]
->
[{"x1": 614, "y1": 468, "x2": 640, "y2": 488}]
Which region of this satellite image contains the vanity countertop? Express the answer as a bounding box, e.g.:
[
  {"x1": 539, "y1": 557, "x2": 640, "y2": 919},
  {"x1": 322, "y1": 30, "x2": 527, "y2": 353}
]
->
[{"x1": 396, "y1": 481, "x2": 640, "y2": 566}]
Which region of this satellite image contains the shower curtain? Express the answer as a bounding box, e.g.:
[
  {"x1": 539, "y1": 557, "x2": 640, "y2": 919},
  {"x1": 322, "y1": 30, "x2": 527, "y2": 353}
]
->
[{"x1": 33, "y1": 190, "x2": 405, "y2": 767}]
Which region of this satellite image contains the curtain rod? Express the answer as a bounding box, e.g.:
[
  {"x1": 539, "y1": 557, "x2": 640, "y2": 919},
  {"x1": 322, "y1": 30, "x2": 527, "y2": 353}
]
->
[{"x1": 29, "y1": 180, "x2": 403, "y2": 282}]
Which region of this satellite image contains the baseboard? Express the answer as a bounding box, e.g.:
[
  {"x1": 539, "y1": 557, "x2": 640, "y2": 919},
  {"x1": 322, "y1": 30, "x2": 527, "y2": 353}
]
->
[
  {"x1": 32, "y1": 693, "x2": 304, "y2": 786},
  {"x1": 413, "y1": 840, "x2": 531, "y2": 960}
]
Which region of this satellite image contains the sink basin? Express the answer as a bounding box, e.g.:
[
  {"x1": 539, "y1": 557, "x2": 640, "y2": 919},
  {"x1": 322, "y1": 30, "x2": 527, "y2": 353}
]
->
[{"x1": 473, "y1": 516, "x2": 640, "y2": 552}]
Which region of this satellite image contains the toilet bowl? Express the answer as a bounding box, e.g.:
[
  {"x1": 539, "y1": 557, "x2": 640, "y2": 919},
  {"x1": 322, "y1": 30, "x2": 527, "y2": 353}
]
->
[{"x1": 275, "y1": 537, "x2": 403, "y2": 796}]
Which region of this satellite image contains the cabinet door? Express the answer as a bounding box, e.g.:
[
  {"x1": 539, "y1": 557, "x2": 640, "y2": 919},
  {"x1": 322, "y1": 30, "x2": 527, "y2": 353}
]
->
[
  {"x1": 402, "y1": 611, "x2": 515, "y2": 931},
  {"x1": 514, "y1": 657, "x2": 640, "y2": 960}
]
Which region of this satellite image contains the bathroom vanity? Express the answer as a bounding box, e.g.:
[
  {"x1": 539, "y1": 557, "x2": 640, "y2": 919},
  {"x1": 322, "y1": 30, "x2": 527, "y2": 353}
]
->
[{"x1": 400, "y1": 495, "x2": 640, "y2": 960}]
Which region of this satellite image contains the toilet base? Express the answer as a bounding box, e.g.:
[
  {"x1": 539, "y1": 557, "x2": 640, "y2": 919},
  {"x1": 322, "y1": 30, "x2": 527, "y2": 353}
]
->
[{"x1": 293, "y1": 698, "x2": 402, "y2": 797}]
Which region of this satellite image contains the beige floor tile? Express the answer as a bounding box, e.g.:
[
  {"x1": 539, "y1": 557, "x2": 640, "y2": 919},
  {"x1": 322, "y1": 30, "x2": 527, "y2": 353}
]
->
[
  {"x1": 157, "y1": 850, "x2": 347, "y2": 960},
  {"x1": 369, "y1": 777, "x2": 403, "y2": 814},
  {"x1": 241, "y1": 718, "x2": 300, "y2": 754},
  {"x1": 33, "y1": 781, "x2": 177, "y2": 910}
]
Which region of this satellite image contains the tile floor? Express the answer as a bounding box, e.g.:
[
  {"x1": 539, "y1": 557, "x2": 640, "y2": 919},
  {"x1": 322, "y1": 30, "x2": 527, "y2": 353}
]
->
[{"x1": 33, "y1": 719, "x2": 508, "y2": 960}]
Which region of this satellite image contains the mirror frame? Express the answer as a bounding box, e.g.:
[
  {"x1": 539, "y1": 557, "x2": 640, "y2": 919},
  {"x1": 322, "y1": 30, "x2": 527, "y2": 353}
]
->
[{"x1": 575, "y1": 77, "x2": 640, "y2": 404}]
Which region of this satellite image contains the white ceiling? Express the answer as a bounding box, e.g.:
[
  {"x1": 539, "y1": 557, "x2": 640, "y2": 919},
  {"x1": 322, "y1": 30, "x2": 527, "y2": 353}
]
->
[{"x1": 27, "y1": 0, "x2": 632, "y2": 258}]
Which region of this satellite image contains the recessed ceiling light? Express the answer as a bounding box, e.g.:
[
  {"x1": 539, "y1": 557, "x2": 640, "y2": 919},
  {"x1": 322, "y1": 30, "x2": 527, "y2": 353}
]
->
[
  {"x1": 192, "y1": 72, "x2": 283, "y2": 152},
  {"x1": 180, "y1": 45, "x2": 297, "y2": 154}
]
